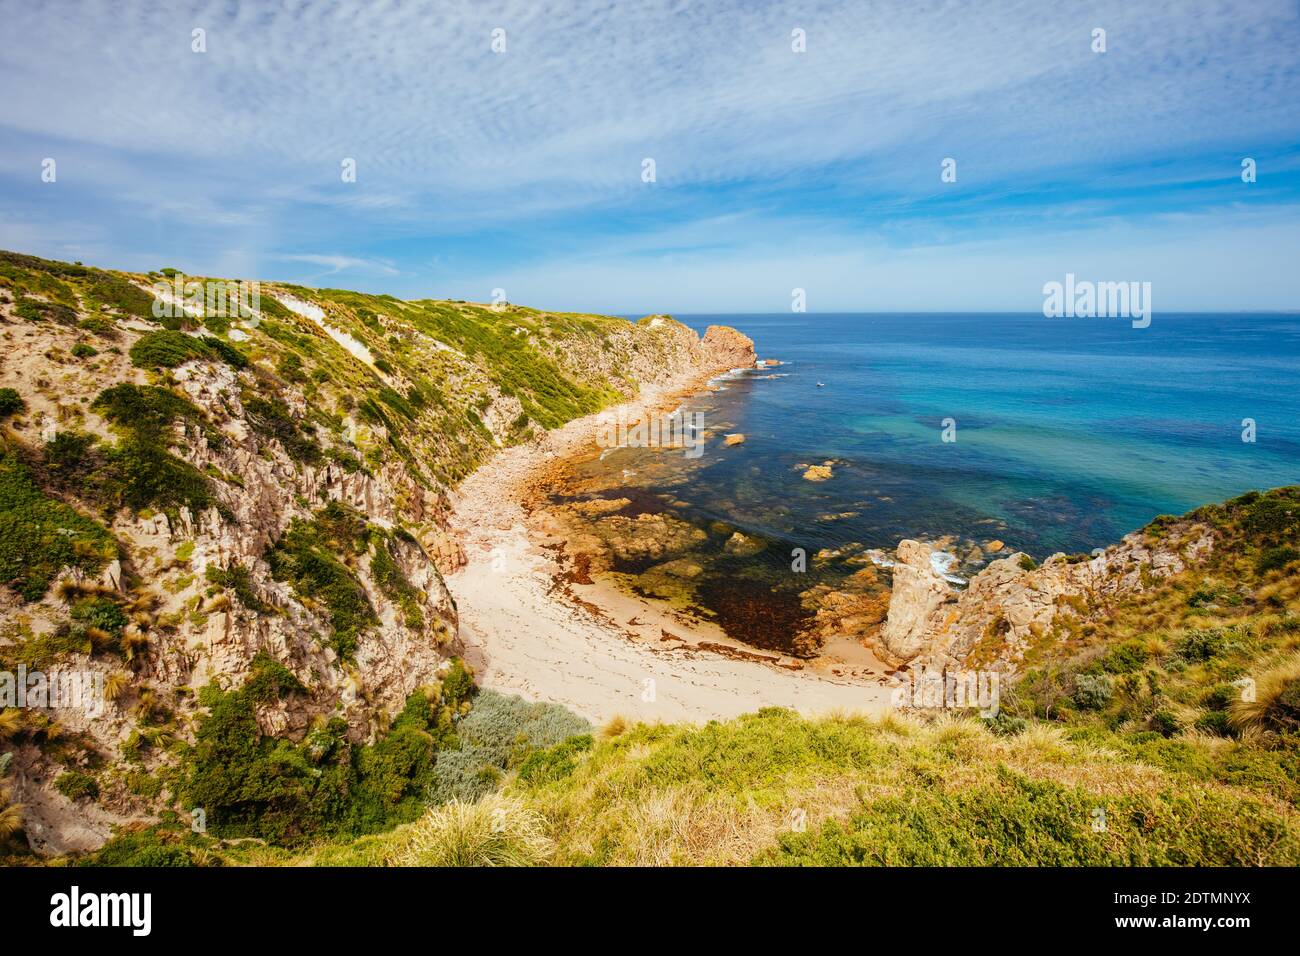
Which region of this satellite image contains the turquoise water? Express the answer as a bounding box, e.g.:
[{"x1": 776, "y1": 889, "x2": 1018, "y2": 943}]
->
[{"x1": 656, "y1": 313, "x2": 1300, "y2": 559}]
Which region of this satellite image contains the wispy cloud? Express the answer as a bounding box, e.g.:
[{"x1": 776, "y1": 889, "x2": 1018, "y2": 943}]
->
[
  {"x1": 273, "y1": 253, "x2": 399, "y2": 277},
  {"x1": 0, "y1": 0, "x2": 1297, "y2": 309}
]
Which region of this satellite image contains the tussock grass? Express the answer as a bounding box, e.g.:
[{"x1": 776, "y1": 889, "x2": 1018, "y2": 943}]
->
[{"x1": 501, "y1": 708, "x2": 1299, "y2": 866}]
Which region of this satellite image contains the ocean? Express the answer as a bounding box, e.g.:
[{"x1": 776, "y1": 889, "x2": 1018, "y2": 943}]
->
[
  {"x1": 654, "y1": 312, "x2": 1300, "y2": 559},
  {"x1": 561, "y1": 312, "x2": 1299, "y2": 653}
]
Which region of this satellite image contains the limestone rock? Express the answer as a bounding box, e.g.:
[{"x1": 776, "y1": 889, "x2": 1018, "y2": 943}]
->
[{"x1": 878, "y1": 540, "x2": 954, "y2": 663}]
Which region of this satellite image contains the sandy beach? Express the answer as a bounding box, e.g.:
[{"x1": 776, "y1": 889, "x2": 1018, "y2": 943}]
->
[{"x1": 445, "y1": 371, "x2": 893, "y2": 724}]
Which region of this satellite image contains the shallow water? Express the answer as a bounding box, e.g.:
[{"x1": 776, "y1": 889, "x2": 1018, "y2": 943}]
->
[{"x1": 570, "y1": 312, "x2": 1300, "y2": 653}]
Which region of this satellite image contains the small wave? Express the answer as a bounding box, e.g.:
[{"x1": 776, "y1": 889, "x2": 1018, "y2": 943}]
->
[{"x1": 930, "y1": 551, "x2": 968, "y2": 585}]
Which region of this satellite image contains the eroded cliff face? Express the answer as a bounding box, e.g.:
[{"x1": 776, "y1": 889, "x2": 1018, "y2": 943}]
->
[
  {"x1": 0, "y1": 250, "x2": 749, "y2": 853},
  {"x1": 878, "y1": 521, "x2": 1217, "y2": 671}
]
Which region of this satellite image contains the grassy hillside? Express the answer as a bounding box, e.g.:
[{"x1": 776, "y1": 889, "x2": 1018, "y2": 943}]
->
[
  {"x1": 48, "y1": 486, "x2": 1300, "y2": 867},
  {"x1": 0, "y1": 250, "x2": 715, "y2": 860}
]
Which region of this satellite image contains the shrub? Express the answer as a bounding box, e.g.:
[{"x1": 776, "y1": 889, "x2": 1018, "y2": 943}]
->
[
  {"x1": 71, "y1": 596, "x2": 128, "y2": 636},
  {"x1": 1017, "y1": 554, "x2": 1038, "y2": 572},
  {"x1": 90, "y1": 384, "x2": 218, "y2": 515},
  {"x1": 1175, "y1": 628, "x2": 1228, "y2": 663},
  {"x1": 1241, "y1": 492, "x2": 1300, "y2": 539},
  {"x1": 1194, "y1": 711, "x2": 1234, "y2": 737},
  {"x1": 1099, "y1": 641, "x2": 1149, "y2": 674},
  {"x1": 55, "y1": 771, "x2": 99, "y2": 801},
  {"x1": 0, "y1": 450, "x2": 116, "y2": 601},
  {"x1": 70, "y1": 342, "x2": 97, "y2": 358},
  {"x1": 428, "y1": 690, "x2": 589, "y2": 803},
  {"x1": 83, "y1": 827, "x2": 204, "y2": 867},
  {"x1": 128, "y1": 330, "x2": 246, "y2": 370},
  {"x1": 370, "y1": 534, "x2": 423, "y2": 629},
  {"x1": 1258, "y1": 547, "x2": 1299, "y2": 574},
  {"x1": 516, "y1": 735, "x2": 594, "y2": 787},
  {"x1": 204, "y1": 563, "x2": 271, "y2": 614},
  {"x1": 181, "y1": 658, "x2": 470, "y2": 844},
  {"x1": 1150, "y1": 710, "x2": 1182, "y2": 738},
  {"x1": 1072, "y1": 673, "x2": 1114, "y2": 711},
  {"x1": 0, "y1": 388, "x2": 25, "y2": 417},
  {"x1": 267, "y1": 509, "x2": 377, "y2": 660},
  {"x1": 243, "y1": 394, "x2": 321, "y2": 464}
]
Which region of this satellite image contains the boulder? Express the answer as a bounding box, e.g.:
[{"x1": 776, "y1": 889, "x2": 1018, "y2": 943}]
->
[{"x1": 878, "y1": 540, "x2": 954, "y2": 662}]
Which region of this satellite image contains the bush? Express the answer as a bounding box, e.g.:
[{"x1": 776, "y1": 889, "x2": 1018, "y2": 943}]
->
[
  {"x1": 243, "y1": 394, "x2": 321, "y2": 464},
  {"x1": 70, "y1": 342, "x2": 97, "y2": 358},
  {"x1": 1099, "y1": 641, "x2": 1149, "y2": 674},
  {"x1": 55, "y1": 771, "x2": 99, "y2": 801},
  {"x1": 428, "y1": 690, "x2": 590, "y2": 803},
  {"x1": 83, "y1": 827, "x2": 206, "y2": 867},
  {"x1": 1175, "y1": 628, "x2": 1227, "y2": 663},
  {"x1": 0, "y1": 450, "x2": 116, "y2": 601},
  {"x1": 1194, "y1": 711, "x2": 1234, "y2": 737},
  {"x1": 128, "y1": 330, "x2": 246, "y2": 370},
  {"x1": 90, "y1": 384, "x2": 218, "y2": 516},
  {"x1": 0, "y1": 388, "x2": 25, "y2": 417},
  {"x1": 204, "y1": 563, "x2": 271, "y2": 614},
  {"x1": 1150, "y1": 710, "x2": 1182, "y2": 738},
  {"x1": 267, "y1": 509, "x2": 377, "y2": 660},
  {"x1": 1072, "y1": 673, "x2": 1114, "y2": 710},
  {"x1": 180, "y1": 656, "x2": 469, "y2": 844},
  {"x1": 1258, "y1": 547, "x2": 1299, "y2": 574}
]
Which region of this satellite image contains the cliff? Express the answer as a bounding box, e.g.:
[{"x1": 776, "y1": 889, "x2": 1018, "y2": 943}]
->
[{"x1": 0, "y1": 249, "x2": 752, "y2": 853}]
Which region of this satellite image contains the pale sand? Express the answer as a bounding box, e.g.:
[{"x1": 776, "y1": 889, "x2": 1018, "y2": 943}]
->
[{"x1": 446, "y1": 373, "x2": 893, "y2": 724}]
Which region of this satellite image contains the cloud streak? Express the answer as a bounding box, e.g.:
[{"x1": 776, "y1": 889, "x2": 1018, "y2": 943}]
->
[{"x1": 0, "y1": 0, "x2": 1297, "y2": 309}]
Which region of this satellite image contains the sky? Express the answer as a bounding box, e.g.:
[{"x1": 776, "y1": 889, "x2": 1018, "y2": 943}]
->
[{"x1": 1, "y1": 0, "x2": 1298, "y2": 314}]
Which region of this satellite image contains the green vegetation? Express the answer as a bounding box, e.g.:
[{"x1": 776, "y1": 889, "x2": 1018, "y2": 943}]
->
[
  {"x1": 427, "y1": 690, "x2": 591, "y2": 803},
  {"x1": 0, "y1": 448, "x2": 116, "y2": 600},
  {"x1": 54, "y1": 771, "x2": 99, "y2": 802},
  {"x1": 204, "y1": 563, "x2": 271, "y2": 613},
  {"x1": 0, "y1": 389, "x2": 26, "y2": 417},
  {"x1": 129, "y1": 330, "x2": 247, "y2": 370},
  {"x1": 90, "y1": 383, "x2": 218, "y2": 516},
  {"x1": 178, "y1": 653, "x2": 473, "y2": 844},
  {"x1": 370, "y1": 532, "x2": 424, "y2": 630},
  {"x1": 266, "y1": 503, "x2": 377, "y2": 659},
  {"x1": 242, "y1": 392, "x2": 320, "y2": 464}
]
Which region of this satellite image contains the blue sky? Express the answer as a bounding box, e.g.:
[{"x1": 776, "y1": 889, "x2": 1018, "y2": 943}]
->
[{"x1": 1, "y1": 0, "x2": 1298, "y2": 313}]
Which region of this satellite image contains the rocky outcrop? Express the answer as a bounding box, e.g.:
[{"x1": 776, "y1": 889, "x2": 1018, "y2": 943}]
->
[
  {"x1": 877, "y1": 524, "x2": 1216, "y2": 669},
  {"x1": 701, "y1": 325, "x2": 757, "y2": 372},
  {"x1": 878, "y1": 541, "x2": 956, "y2": 663}
]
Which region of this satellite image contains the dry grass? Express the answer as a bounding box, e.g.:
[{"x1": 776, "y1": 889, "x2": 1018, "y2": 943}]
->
[
  {"x1": 387, "y1": 794, "x2": 552, "y2": 867},
  {"x1": 1231, "y1": 651, "x2": 1300, "y2": 732}
]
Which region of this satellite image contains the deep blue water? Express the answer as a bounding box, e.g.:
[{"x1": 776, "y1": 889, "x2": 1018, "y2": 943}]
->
[{"x1": 653, "y1": 313, "x2": 1300, "y2": 558}]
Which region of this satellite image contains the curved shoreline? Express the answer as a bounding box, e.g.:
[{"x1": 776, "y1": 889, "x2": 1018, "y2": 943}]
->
[{"x1": 445, "y1": 369, "x2": 892, "y2": 723}]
